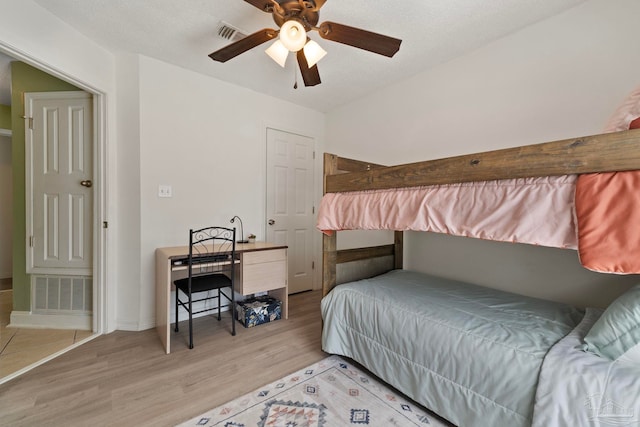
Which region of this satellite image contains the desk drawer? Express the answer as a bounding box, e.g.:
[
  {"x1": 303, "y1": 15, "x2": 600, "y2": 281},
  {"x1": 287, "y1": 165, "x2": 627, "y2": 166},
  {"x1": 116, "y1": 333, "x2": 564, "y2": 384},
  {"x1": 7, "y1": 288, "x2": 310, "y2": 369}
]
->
[
  {"x1": 241, "y1": 249, "x2": 287, "y2": 295},
  {"x1": 243, "y1": 249, "x2": 286, "y2": 265}
]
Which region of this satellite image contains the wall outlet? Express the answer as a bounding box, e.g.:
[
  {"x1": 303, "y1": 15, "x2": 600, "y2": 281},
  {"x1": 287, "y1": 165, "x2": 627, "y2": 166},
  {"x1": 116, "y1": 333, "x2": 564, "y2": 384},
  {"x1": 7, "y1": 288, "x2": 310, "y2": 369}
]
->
[{"x1": 158, "y1": 185, "x2": 172, "y2": 198}]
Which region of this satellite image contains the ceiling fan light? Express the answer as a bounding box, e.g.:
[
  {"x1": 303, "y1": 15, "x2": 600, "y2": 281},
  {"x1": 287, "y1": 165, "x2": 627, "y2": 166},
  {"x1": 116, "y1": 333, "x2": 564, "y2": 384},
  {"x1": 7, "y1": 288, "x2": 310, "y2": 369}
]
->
[
  {"x1": 265, "y1": 40, "x2": 289, "y2": 67},
  {"x1": 303, "y1": 40, "x2": 327, "y2": 68},
  {"x1": 279, "y1": 20, "x2": 307, "y2": 52}
]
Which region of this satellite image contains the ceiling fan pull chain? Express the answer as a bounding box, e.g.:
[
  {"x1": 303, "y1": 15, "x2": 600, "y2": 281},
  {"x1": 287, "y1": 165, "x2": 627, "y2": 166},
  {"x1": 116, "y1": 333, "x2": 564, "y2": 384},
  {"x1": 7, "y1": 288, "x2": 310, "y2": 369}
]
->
[{"x1": 293, "y1": 63, "x2": 298, "y2": 89}]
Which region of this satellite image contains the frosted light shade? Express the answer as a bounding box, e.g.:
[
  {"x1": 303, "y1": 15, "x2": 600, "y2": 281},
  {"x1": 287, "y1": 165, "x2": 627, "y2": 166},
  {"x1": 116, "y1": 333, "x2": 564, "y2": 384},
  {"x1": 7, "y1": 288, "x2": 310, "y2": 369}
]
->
[
  {"x1": 303, "y1": 40, "x2": 327, "y2": 67},
  {"x1": 280, "y1": 20, "x2": 306, "y2": 52},
  {"x1": 265, "y1": 40, "x2": 289, "y2": 67}
]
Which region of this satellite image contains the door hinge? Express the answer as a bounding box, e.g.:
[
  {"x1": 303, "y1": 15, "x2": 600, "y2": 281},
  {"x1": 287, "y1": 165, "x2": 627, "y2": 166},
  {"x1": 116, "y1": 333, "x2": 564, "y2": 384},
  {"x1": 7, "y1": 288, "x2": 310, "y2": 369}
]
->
[
  {"x1": 29, "y1": 236, "x2": 34, "y2": 247},
  {"x1": 103, "y1": 221, "x2": 109, "y2": 229},
  {"x1": 22, "y1": 116, "x2": 34, "y2": 130},
  {"x1": 313, "y1": 151, "x2": 315, "y2": 160},
  {"x1": 312, "y1": 205, "x2": 315, "y2": 214},
  {"x1": 312, "y1": 261, "x2": 315, "y2": 269}
]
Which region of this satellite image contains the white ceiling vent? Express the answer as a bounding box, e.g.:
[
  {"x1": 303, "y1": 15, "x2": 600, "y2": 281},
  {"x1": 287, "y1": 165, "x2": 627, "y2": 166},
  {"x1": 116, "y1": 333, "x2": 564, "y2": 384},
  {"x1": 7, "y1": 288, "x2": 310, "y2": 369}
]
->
[{"x1": 217, "y1": 21, "x2": 247, "y2": 42}]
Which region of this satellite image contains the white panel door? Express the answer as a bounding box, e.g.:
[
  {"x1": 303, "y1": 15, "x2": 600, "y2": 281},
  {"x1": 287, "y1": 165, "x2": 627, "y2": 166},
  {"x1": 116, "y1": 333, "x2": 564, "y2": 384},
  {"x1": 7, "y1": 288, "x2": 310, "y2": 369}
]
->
[
  {"x1": 266, "y1": 128, "x2": 315, "y2": 294},
  {"x1": 26, "y1": 92, "x2": 93, "y2": 275}
]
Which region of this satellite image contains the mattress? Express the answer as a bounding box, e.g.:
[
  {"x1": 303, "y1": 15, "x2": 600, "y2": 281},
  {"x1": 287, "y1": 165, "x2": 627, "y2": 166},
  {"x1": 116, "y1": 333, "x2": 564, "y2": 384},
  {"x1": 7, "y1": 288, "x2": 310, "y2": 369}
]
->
[{"x1": 321, "y1": 270, "x2": 584, "y2": 427}]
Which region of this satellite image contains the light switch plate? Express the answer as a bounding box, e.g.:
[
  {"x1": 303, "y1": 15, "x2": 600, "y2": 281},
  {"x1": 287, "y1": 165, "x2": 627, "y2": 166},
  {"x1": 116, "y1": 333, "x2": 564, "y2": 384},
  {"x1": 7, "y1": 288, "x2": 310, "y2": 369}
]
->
[{"x1": 158, "y1": 185, "x2": 172, "y2": 198}]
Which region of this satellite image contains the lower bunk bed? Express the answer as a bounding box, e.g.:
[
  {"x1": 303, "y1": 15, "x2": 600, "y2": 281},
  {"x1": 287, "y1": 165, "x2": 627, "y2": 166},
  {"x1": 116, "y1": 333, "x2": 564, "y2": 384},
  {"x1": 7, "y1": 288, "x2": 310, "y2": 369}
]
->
[{"x1": 321, "y1": 270, "x2": 640, "y2": 427}]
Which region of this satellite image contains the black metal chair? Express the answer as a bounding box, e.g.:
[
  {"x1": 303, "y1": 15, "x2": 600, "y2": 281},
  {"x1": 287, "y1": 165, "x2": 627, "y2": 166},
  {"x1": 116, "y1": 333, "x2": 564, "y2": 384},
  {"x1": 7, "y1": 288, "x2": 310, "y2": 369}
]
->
[{"x1": 174, "y1": 226, "x2": 236, "y2": 349}]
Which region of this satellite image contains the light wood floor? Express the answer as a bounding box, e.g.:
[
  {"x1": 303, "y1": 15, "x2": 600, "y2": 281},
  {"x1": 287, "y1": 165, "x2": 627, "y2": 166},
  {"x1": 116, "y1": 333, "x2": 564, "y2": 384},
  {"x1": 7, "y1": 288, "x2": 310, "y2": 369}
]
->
[
  {"x1": 0, "y1": 289, "x2": 326, "y2": 427},
  {"x1": 0, "y1": 289, "x2": 94, "y2": 378}
]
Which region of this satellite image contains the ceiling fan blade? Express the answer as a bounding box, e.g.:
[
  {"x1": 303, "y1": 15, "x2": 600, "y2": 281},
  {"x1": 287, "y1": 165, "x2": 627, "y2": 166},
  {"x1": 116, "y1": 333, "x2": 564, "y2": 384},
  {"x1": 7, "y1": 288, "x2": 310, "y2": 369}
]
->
[
  {"x1": 243, "y1": 0, "x2": 275, "y2": 12},
  {"x1": 209, "y1": 28, "x2": 277, "y2": 62},
  {"x1": 318, "y1": 21, "x2": 401, "y2": 58},
  {"x1": 297, "y1": 50, "x2": 321, "y2": 87},
  {"x1": 309, "y1": 0, "x2": 327, "y2": 11}
]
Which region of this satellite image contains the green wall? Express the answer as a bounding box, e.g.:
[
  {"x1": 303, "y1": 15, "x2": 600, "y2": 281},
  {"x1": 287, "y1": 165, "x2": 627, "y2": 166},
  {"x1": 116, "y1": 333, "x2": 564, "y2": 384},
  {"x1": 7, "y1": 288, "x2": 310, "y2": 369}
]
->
[
  {"x1": 11, "y1": 61, "x2": 82, "y2": 311},
  {"x1": 0, "y1": 104, "x2": 10, "y2": 129}
]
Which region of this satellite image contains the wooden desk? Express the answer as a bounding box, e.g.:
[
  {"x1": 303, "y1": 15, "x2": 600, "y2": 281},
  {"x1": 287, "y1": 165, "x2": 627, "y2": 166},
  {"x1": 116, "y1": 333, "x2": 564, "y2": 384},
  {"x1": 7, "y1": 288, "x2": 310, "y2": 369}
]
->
[{"x1": 155, "y1": 242, "x2": 288, "y2": 354}]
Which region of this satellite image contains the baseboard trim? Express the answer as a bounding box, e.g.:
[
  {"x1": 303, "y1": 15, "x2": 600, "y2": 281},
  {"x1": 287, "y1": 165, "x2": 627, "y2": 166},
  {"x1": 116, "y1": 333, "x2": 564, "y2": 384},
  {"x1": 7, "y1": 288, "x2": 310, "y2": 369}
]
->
[
  {"x1": 9, "y1": 311, "x2": 92, "y2": 330},
  {"x1": 116, "y1": 320, "x2": 142, "y2": 331}
]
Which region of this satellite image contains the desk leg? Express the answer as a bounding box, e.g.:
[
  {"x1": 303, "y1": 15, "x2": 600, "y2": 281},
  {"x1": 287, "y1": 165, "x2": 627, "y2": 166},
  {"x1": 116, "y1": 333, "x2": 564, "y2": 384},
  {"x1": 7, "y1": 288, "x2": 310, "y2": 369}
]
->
[
  {"x1": 155, "y1": 251, "x2": 171, "y2": 354},
  {"x1": 267, "y1": 287, "x2": 288, "y2": 320}
]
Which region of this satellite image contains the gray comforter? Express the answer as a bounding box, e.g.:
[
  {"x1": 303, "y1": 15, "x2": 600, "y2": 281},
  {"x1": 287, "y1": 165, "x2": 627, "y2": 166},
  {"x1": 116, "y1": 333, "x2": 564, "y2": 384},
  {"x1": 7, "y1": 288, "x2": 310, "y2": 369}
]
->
[{"x1": 321, "y1": 270, "x2": 584, "y2": 427}]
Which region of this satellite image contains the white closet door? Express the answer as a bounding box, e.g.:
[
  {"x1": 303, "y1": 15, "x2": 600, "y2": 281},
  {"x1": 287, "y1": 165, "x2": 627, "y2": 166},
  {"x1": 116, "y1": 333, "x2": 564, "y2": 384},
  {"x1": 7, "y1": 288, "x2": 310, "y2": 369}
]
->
[{"x1": 266, "y1": 128, "x2": 315, "y2": 294}]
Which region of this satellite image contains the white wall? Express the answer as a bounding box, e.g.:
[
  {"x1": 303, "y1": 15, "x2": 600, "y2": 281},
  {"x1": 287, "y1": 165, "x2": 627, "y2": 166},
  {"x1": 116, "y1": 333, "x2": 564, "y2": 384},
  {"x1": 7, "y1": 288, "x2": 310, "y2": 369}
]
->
[
  {"x1": 125, "y1": 56, "x2": 326, "y2": 330},
  {"x1": 325, "y1": 0, "x2": 640, "y2": 308},
  {"x1": 0, "y1": 134, "x2": 11, "y2": 278},
  {"x1": 114, "y1": 54, "x2": 142, "y2": 330}
]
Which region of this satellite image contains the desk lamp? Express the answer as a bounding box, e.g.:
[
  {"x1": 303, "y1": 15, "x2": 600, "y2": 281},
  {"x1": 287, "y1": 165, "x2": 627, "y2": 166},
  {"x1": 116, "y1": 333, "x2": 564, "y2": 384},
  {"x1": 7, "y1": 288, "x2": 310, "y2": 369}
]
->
[{"x1": 230, "y1": 215, "x2": 248, "y2": 243}]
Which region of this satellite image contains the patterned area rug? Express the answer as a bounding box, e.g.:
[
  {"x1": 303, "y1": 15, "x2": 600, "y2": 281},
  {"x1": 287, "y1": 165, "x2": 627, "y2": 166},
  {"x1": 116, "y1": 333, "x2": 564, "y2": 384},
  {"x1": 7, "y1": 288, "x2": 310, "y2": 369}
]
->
[{"x1": 177, "y1": 355, "x2": 449, "y2": 427}]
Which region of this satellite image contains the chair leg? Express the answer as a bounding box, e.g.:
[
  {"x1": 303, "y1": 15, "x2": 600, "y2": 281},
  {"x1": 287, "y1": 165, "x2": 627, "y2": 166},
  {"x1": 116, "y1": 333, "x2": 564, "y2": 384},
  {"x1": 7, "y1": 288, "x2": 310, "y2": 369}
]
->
[
  {"x1": 231, "y1": 288, "x2": 236, "y2": 336},
  {"x1": 217, "y1": 288, "x2": 222, "y2": 321},
  {"x1": 174, "y1": 288, "x2": 179, "y2": 332},
  {"x1": 188, "y1": 291, "x2": 194, "y2": 349}
]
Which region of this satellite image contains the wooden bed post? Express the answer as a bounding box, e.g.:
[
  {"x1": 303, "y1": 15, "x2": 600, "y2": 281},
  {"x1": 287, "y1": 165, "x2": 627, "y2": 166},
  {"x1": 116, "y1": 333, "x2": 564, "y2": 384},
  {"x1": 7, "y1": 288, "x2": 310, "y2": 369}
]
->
[
  {"x1": 322, "y1": 153, "x2": 407, "y2": 294},
  {"x1": 394, "y1": 231, "x2": 403, "y2": 270},
  {"x1": 323, "y1": 154, "x2": 338, "y2": 296}
]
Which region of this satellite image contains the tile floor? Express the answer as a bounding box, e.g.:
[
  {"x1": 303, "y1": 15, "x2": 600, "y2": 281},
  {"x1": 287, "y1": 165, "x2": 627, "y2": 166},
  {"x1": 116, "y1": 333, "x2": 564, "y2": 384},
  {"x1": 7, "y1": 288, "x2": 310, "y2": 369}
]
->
[{"x1": 0, "y1": 285, "x2": 93, "y2": 378}]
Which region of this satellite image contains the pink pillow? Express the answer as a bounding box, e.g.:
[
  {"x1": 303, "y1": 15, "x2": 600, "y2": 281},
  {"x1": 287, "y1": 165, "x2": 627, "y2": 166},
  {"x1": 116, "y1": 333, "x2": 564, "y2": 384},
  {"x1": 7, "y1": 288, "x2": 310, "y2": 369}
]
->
[
  {"x1": 575, "y1": 171, "x2": 640, "y2": 273},
  {"x1": 603, "y1": 85, "x2": 640, "y2": 132},
  {"x1": 575, "y1": 86, "x2": 640, "y2": 273}
]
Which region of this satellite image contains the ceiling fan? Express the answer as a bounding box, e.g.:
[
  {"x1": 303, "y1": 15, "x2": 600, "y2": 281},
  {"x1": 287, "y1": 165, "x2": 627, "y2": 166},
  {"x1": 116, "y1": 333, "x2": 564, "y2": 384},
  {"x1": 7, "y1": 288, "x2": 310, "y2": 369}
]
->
[{"x1": 209, "y1": 0, "x2": 402, "y2": 87}]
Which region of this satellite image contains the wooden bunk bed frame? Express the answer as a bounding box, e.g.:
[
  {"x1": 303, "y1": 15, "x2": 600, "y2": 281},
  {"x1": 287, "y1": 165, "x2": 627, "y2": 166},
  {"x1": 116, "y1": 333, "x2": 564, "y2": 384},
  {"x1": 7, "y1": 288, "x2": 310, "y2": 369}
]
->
[{"x1": 321, "y1": 128, "x2": 640, "y2": 296}]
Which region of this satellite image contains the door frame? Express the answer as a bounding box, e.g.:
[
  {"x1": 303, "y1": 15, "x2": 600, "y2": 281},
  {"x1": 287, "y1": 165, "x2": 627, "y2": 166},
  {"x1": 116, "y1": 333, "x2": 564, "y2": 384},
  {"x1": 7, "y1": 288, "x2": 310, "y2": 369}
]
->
[
  {"x1": 0, "y1": 43, "x2": 109, "y2": 335},
  {"x1": 263, "y1": 125, "x2": 321, "y2": 292}
]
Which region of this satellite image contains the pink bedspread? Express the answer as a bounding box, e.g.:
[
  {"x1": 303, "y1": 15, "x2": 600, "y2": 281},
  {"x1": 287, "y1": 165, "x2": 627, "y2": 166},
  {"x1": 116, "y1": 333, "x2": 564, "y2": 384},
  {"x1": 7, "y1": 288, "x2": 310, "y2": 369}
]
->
[{"x1": 317, "y1": 176, "x2": 578, "y2": 249}]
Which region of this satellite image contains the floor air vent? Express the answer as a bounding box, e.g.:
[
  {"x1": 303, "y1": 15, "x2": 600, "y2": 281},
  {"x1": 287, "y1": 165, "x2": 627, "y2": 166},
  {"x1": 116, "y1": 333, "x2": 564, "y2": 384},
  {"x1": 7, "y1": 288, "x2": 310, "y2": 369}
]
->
[
  {"x1": 33, "y1": 275, "x2": 92, "y2": 314},
  {"x1": 217, "y1": 21, "x2": 247, "y2": 42}
]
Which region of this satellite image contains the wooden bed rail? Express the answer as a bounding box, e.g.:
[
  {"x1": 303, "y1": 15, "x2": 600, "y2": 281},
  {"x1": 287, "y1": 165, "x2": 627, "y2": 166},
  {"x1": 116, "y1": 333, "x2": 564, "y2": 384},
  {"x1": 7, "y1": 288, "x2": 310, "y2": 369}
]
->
[
  {"x1": 325, "y1": 129, "x2": 640, "y2": 193},
  {"x1": 337, "y1": 244, "x2": 394, "y2": 264}
]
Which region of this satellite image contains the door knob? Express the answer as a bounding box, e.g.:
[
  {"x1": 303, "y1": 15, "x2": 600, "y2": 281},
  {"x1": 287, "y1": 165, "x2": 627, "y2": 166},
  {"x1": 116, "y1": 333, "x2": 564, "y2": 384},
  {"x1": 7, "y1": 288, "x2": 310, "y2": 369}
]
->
[
  {"x1": 268, "y1": 219, "x2": 275, "y2": 226},
  {"x1": 80, "y1": 180, "x2": 93, "y2": 188}
]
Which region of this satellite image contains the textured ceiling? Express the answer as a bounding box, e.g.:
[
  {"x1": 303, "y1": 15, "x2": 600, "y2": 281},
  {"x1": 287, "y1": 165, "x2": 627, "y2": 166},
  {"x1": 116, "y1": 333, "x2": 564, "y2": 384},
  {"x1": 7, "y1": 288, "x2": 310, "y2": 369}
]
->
[{"x1": 3, "y1": 0, "x2": 586, "y2": 112}]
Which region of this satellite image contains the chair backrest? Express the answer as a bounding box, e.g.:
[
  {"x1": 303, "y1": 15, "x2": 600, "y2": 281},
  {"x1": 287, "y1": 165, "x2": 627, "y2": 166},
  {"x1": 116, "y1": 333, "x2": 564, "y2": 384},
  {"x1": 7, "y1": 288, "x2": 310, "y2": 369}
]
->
[{"x1": 188, "y1": 226, "x2": 237, "y2": 278}]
